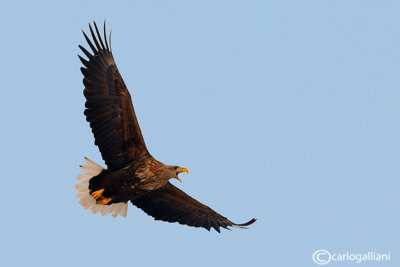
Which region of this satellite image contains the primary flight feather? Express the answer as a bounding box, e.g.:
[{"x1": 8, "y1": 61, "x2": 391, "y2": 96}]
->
[{"x1": 75, "y1": 21, "x2": 256, "y2": 232}]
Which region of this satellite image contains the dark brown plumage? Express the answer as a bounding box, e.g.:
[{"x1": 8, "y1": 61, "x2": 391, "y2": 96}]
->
[
  {"x1": 132, "y1": 182, "x2": 257, "y2": 232},
  {"x1": 76, "y1": 21, "x2": 256, "y2": 232}
]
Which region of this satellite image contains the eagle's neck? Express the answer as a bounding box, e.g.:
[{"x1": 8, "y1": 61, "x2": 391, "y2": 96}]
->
[{"x1": 135, "y1": 158, "x2": 173, "y2": 190}]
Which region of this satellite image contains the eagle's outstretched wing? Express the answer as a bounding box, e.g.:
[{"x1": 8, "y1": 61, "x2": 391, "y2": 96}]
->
[
  {"x1": 131, "y1": 182, "x2": 256, "y2": 232},
  {"x1": 79, "y1": 22, "x2": 150, "y2": 170}
]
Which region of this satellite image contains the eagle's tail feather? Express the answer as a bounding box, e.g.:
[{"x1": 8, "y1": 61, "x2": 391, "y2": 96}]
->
[{"x1": 75, "y1": 157, "x2": 128, "y2": 218}]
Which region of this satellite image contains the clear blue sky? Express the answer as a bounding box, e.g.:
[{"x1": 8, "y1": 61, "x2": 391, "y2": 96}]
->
[{"x1": 1, "y1": 1, "x2": 399, "y2": 266}]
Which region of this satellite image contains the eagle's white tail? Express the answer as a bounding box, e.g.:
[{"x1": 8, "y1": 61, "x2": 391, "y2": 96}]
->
[{"x1": 75, "y1": 157, "x2": 128, "y2": 218}]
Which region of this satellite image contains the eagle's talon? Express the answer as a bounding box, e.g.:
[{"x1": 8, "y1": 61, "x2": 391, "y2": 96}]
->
[
  {"x1": 91, "y1": 189, "x2": 104, "y2": 199},
  {"x1": 97, "y1": 197, "x2": 112, "y2": 205}
]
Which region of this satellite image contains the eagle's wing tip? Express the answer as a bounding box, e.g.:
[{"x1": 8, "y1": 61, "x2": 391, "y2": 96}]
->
[{"x1": 232, "y1": 218, "x2": 257, "y2": 229}]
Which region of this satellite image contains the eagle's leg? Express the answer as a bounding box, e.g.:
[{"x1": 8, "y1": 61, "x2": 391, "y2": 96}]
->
[
  {"x1": 91, "y1": 188, "x2": 104, "y2": 199},
  {"x1": 91, "y1": 188, "x2": 113, "y2": 204},
  {"x1": 97, "y1": 197, "x2": 112, "y2": 205}
]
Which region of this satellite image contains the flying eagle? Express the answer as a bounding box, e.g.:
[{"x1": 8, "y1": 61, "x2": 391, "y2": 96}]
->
[{"x1": 75, "y1": 21, "x2": 256, "y2": 232}]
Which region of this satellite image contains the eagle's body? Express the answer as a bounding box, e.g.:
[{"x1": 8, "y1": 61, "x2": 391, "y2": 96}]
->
[
  {"x1": 89, "y1": 157, "x2": 173, "y2": 204},
  {"x1": 75, "y1": 21, "x2": 256, "y2": 232}
]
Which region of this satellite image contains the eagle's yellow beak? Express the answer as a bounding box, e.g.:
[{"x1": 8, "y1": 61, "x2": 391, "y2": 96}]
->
[
  {"x1": 178, "y1": 167, "x2": 189, "y2": 174},
  {"x1": 175, "y1": 167, "x2": 189, "y2": 183}
]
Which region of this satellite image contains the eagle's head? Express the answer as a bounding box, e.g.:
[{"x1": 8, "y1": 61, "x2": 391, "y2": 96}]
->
[{"x1": 166, "y1": 165, "x2": 189, "y2": 183}]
